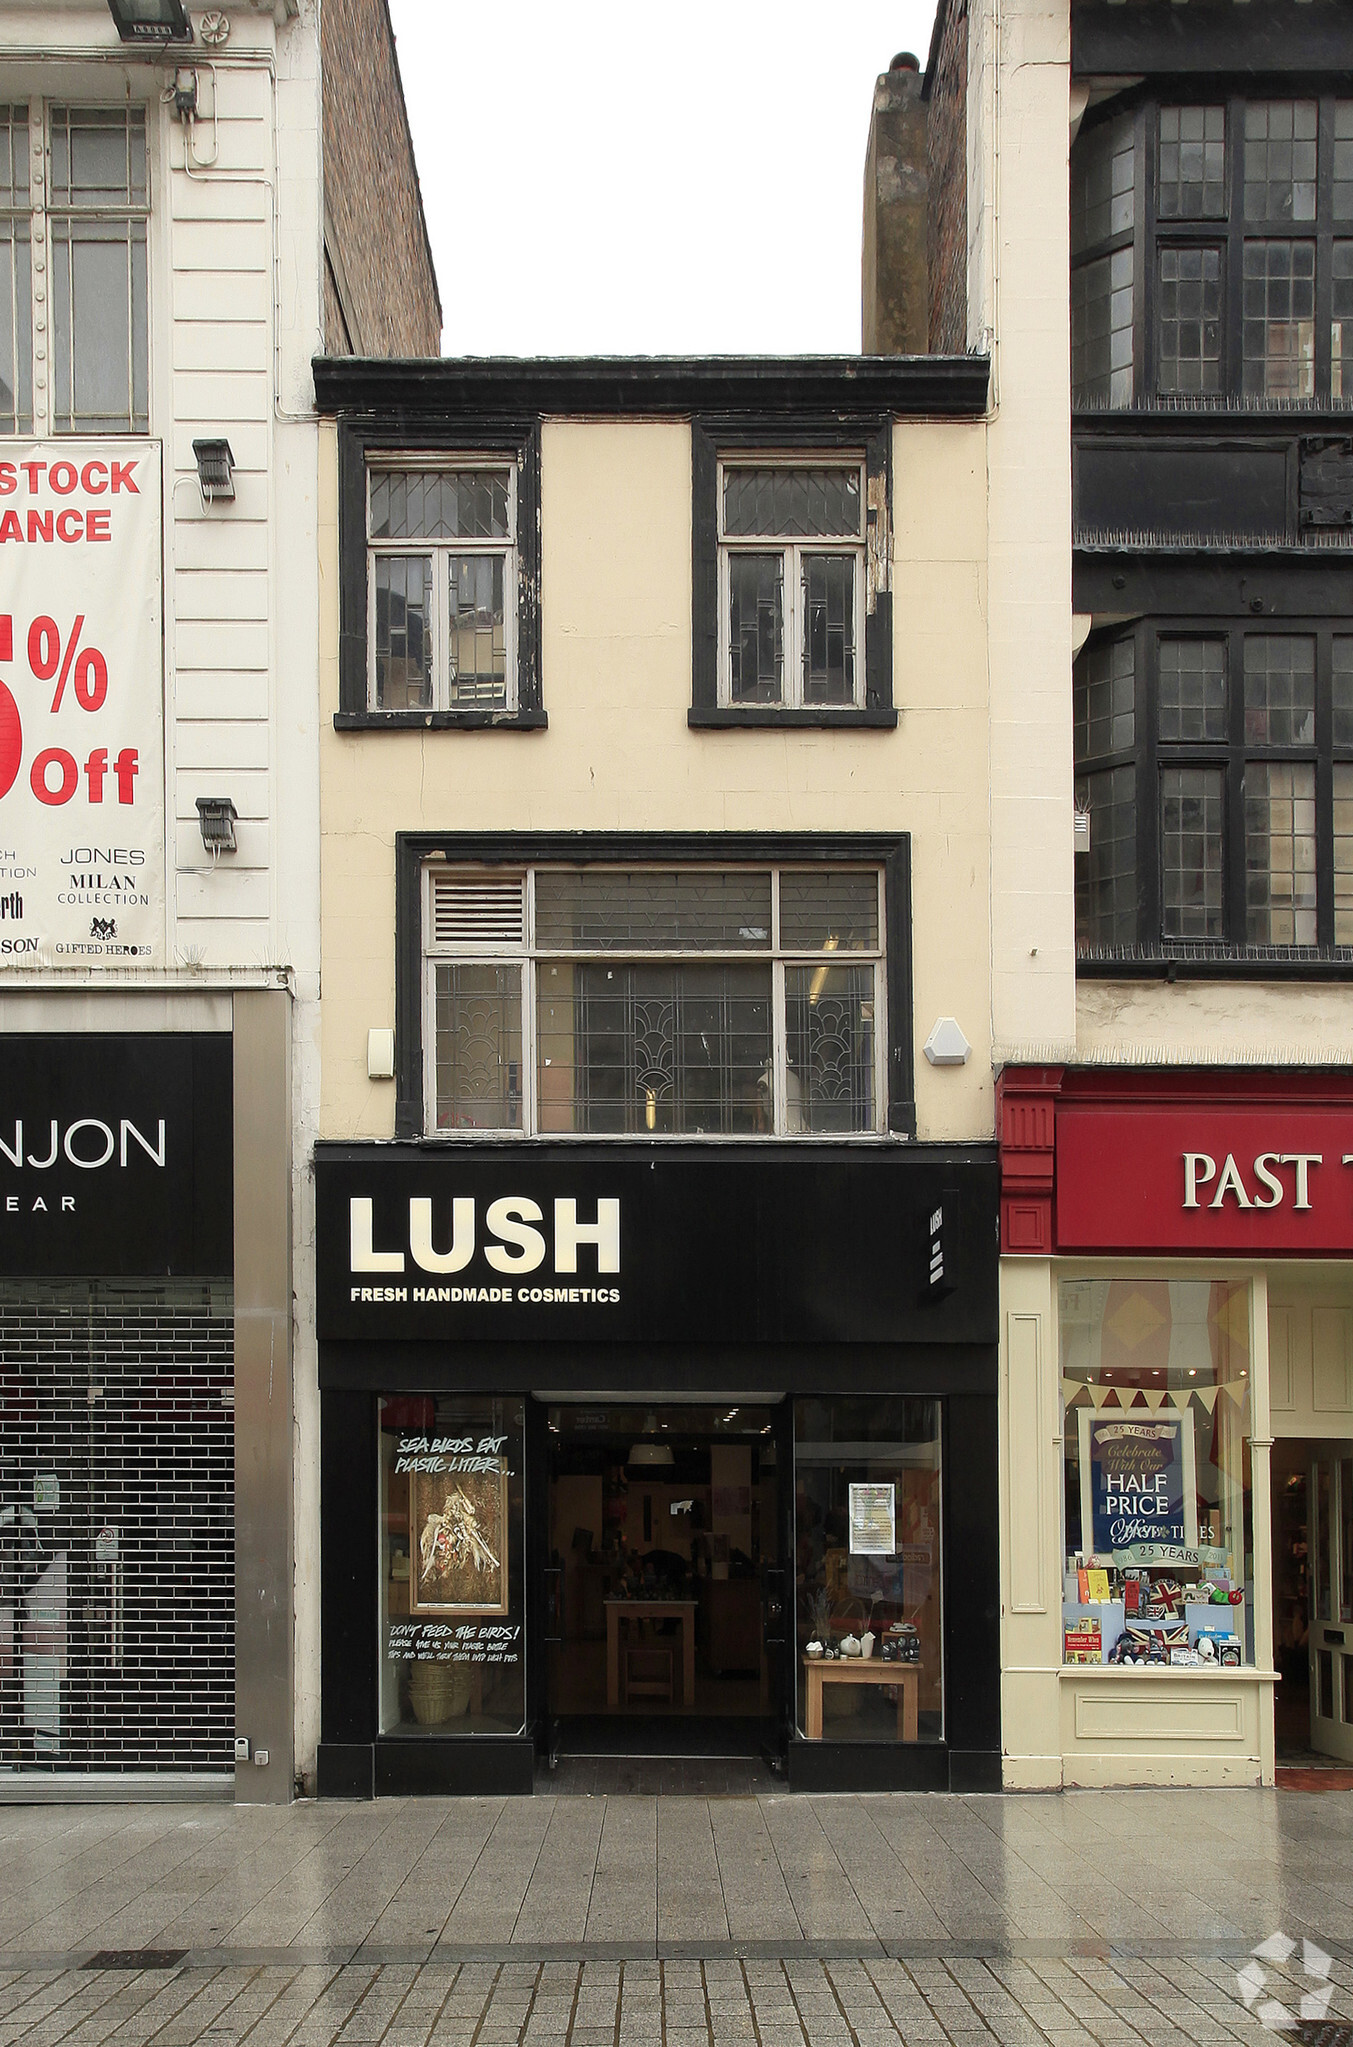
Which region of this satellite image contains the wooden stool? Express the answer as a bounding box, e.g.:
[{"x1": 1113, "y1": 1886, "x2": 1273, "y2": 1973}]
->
[{"x1": 621, "y1": 1643, "x2": 674, "y2": 1706}]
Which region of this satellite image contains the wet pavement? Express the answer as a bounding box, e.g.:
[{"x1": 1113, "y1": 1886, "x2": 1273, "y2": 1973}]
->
[{"x1": 0, "y1": 1788, "x2": 1351, "y2": 2043}]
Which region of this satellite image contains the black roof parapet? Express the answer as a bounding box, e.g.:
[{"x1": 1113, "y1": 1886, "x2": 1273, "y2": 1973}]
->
[{"x1": 311, "y1": 353, "x2": 991, "y2": 420}]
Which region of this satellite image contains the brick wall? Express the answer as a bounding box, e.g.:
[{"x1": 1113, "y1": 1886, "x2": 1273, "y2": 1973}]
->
[
  {"x1": 320, "y1": 0, "x2": 441, "y2": 356},
  {"x1": 926, "y1": 0, "x2": 968, "y2": 354}
]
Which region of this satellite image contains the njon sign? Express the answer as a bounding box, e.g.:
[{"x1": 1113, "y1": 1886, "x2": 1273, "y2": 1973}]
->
[{"x1": 0, "y1": 444, "x2": 163, "y2": 965}]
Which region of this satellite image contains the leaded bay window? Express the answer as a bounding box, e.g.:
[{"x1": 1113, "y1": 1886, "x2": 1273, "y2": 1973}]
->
[
  {"x1": 1071, "y1": 95, "x2": 1353, "y2": 407},
  {"x1": 1075, "y1": 623, "x2": 1353, "y2": 960},
  {"x1": 1, "y1": 103, "x2": 148, "y2": 434},
  {"x1": 718, "y1": 463, "x2": 866, "y2": 708},
  {"x1": 369, "y1": 463, "x2": 517, "y2": 712},
  {"x1": 423, "y1": 865, "x2": 885, "y2": 1137}
]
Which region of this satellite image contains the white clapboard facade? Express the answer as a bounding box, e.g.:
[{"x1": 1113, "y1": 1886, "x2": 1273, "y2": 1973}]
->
[{"x1": 0, "y1": 0, "x2": 329, "y2": 1803}]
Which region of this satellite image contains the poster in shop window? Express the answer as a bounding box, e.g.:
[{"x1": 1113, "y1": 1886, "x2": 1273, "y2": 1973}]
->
[
  {"x1": 1077, "y1": 1409, "x2": 1198, "y2": 1557},
  {"x1": 0, "y1": 442, "x2": 163, "y2": 966},
  {"x1": 848, "y1": 1481, "x2": 897, "y2": 1557},
  {"x1": 410, "y1": 1462, "x2": 509, "y2": 1615}
]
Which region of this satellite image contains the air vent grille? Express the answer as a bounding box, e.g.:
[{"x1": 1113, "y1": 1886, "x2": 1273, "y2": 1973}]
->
[{"x1": 429, "y1": 873, "x2": 526, "y2": 950}]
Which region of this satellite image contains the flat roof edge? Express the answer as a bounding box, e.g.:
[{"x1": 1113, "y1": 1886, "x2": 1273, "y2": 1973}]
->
[{"x1": 310, "y1": 353, "x2": 992, "y2": 420}]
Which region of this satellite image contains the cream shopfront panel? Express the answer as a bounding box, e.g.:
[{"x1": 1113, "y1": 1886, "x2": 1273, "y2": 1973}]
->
[{"x1": 997, "y1": 1068, "x2": 1353, "y2": 1789}]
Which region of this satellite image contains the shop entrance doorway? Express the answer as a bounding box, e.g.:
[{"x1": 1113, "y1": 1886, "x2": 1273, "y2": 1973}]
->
[
  {"x1": 1272, "y1": 1439, "x2": 1353, "y2": 1764},
  {"x1": 540, "y1": 1402, "x2": 788, "y2": 1761}
]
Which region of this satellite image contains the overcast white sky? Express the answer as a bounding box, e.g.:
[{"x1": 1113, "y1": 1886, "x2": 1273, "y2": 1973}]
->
[{"x1": 386, "y1": 1, "x2": 940, "y2": 358}]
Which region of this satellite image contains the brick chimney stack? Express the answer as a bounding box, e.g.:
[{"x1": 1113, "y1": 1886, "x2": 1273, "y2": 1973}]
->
[{"x1": 862, "y1": 53, "x2": 929, "y2": 355}]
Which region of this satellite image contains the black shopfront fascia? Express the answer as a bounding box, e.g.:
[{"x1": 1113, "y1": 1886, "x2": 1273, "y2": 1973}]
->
[{"x1": 314, "y1": 1142, "x2": 1000, "y2": 1799}]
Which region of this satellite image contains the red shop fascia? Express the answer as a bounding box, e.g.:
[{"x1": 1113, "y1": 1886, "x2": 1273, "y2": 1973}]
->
[{"x1": 998, "y1": 1067, "x2": 1353, "y2": 1259}]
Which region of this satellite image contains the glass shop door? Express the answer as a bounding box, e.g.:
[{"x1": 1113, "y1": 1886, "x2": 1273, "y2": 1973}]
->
[
  {"x1": 541, "y1": 1400, "x2": 784, "y2": 1759},
  {"x1": 1310, "y1": 1448, "x2": 1353, "y2": 1763}
]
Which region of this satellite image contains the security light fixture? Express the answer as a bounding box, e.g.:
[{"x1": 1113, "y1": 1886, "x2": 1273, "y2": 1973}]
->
[
  {"x1": 106, "y1": 0, "x2": 193, "y2": 43},
  {"x1": 196, "y1": 797, "x2": 238, "y2": 853},
  {"x1": 193, "y1": 438, "x2": 235, "y2": 504}
]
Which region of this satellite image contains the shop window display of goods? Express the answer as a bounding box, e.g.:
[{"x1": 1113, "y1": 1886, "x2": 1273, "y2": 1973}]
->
[{"x1": 1059, "y1": 1279, "x2": 1253, "y2": 1668}]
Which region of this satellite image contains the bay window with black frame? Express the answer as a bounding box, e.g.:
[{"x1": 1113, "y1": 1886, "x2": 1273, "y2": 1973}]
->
[
  {"x1": 1074, "y1": 621, "x2": 1353, "y2": 960},
  {"x1": 1071, "y1": 89, "x2": 1353, "y2": 408}
]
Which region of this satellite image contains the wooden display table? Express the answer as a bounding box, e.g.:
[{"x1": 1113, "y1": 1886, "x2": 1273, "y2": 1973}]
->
[
  {"x1": 803, "y1": 1656, "x2": 919, "y2": 1741},
  {"x1": 606, "y1": 1598, "x2": 697, "y2": 1707}
]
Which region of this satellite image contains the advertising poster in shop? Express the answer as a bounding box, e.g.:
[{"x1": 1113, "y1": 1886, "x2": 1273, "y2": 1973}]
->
[
  {"x1": 1078, "y1": 1409, "x2": 1198, "y2": 1555},
  {"x1": 0, "y1": 443, "x2": 163, "y2": 965}
]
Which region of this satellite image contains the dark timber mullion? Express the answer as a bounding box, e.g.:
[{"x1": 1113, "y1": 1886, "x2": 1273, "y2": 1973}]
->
[
  {"x1": 1134, "y1": 101, "x2": 1151, "y2": 400},
  {"x1": 1317, "y1": 626, "x2": 1337, "y2": 948},
  {"x1": 1316, "y1": 97, "x2": 1338, "y2": 404},
  {"x1": 1139, "y1": 621, "x2": 1160, "y2": 945},
  {"x1": 1143, "y1": 101, "x2": 1161, "y2": 396},
  {"x1": 1227, "y1": 624, "x2": 1249, "y2": 943},
  {"x1": 1226, "y1": 95, "x2": 1246, "y2": 403}
]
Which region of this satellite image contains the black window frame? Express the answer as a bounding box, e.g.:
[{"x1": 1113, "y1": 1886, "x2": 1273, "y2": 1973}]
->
[
  {"x1": 690, "y1": 418, "x2": 897, "y2": 729},
  {"x1": 1075, "y1": 616, "x2": 1353, "y2": 969},
  {"x1": 393, "y1": 831, "x2": 915, "y2": 1139},
  {"x1": 1071, "y1": 84, "x2": 1353, "y2": 410},
  {"x1": 335, "y1": 419, "x2": 545, "y2": 731}
]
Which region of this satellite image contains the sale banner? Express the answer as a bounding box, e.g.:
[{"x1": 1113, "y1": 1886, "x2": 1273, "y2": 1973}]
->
[{"x1": 0, "y1": 441, "x2": 163, "y2": 966}]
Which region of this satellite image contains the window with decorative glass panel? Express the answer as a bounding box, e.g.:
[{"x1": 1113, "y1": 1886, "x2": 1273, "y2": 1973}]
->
[
  {"x1": 368, "y1": 464, "x2": 517, "y2": 712},
  {"x1": 423, "y1": 866, "x2": 885, "y2": 1136},
  {"x1": 717, "y1": 463, "x2": 867, "y2": 709}
]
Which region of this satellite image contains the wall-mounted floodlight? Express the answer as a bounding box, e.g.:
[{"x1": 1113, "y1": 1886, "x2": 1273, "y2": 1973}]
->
[
  {"x1": 106, "y1": 0, "x2": 193, "y2": 42},
  {"x1": 196, "y1": 797, "x2": 238, "y2": 853},
  {"x1": 193, "y1": 438, "x2": 235, "y2": 505}
]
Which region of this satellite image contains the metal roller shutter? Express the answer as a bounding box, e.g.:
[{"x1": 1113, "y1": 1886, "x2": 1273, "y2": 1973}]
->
[{"x1": 0, "y1": 1278, "x2": 234, "y2": 1776}]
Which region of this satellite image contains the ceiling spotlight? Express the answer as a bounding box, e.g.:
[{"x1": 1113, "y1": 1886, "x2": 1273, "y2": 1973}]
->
[{"x1": 106, "y1": 0, "x2": 193, "y2": 42}]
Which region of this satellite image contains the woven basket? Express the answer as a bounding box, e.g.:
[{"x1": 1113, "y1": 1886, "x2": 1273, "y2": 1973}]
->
[{"x1": 408, "y1": 1659, "x2": 472, "y2": 1724}]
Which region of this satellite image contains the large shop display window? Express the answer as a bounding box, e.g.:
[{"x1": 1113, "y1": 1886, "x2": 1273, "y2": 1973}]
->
[
  {"x1": 793, "y1": 1398, "x2": 942, "y2": 1743},
  {"x1": 1060, "y1": 1281, "x2": 1254, "y2": 1668},
  {"x1": 378, "y1": 1396, "x2": 525, "y2": 1735}
]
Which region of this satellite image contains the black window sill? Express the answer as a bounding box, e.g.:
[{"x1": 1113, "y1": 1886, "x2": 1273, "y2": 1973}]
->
[
  {"x1": 1079, "y1": 948, "x2": 1353, "y2": 981},
  {"x1": 688, "y1": 706, "x2": 899, "y2": 730},
  {"x1": 333, "y1": 709, "x2": 548, "y2": 733}
]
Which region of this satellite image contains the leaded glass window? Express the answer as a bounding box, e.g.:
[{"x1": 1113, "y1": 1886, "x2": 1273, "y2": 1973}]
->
[
  {"x1": 1241, "y1": 240, "x2": 1315, "y2": 400},
  {"x1": 1076, "y1": 625, "x2": 1353, "y2": 960},
  {"x1": 424, "y1": 865, "x2": 887, "y2": 1137},
  {"x1": 1245, "y1": 761, "x2": 1317, "y2": 944},
  {"x1": 1075, "y1": 766, "x2": 1137, "y2": 950},
  {"x1": 368, "y1": 464, "x2": 518, "y2": 713},
  {"x1": 1159, "y1": 105, "x2": 1226, "y2": 220},
  {"x1": 1159, "y1": 639, "x2": 1226, "y2": 742},
  {"x1": 1161, "y1": 767, "x2": 1225, "y2": 939},
  {"x1": 718, "y1": 462, "x2": 866, "y2": 709},
  {"x1": 1243, "y1": 101, "x2": 1318, "y2": 224},
  {"x1": 1080, "y1": 96, "x2": 1353, "y2": 406},
  {"x1": 1071, "y1": 250, "x2": 1134, "y2": 408},
  {"x1": 1071, "y1": 112, "x2": 1135, "y2": 407},
  {"x1": 1075, "y1": 636, "x2": 1135, "y2": 760},
  {"x1": 1244, "y1": 636, "x2": 1315, "y2": 746},
  {"x1": 1158, "y1": 246, "x2": 1223, "y2": 393}
]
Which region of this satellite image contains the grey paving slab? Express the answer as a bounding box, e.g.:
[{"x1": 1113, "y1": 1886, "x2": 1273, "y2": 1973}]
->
[{"x1": 1, "y1": 1791, "x2": 1353, "y2": 2043}]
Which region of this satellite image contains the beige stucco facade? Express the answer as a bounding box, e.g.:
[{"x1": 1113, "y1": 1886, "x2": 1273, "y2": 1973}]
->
[{"x1": 316, "y1": 414, "x2": 998, "y2": 1150}]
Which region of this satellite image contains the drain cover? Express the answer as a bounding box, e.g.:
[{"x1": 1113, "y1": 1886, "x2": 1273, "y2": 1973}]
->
[{"x1": 85, "y1": 1950, "x2": 186, "y2": 1972}]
